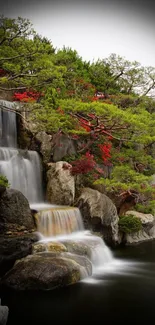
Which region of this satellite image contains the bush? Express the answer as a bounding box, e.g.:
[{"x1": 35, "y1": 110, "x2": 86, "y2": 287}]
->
[
  {"x1": 135, "y1": 201, "x2": 155, "y2": 215},
  {"x1": 0, "y1": 175, "x2": 9, "y2": 187},
  {"x1": 118, "y1": 214, "x2": 142, "y2": 234}
]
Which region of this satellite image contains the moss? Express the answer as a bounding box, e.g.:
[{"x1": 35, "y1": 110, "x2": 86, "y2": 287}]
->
[
  {"x1": 118, "y1": 214, "x2": 142, "y2": 234},
  {"x1": 0, "y1": 175, "x2": 9, "y2": 187}
]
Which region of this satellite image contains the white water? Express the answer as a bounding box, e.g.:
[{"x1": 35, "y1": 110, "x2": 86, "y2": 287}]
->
[
  {"x1": 0, "y1": 100, "x2": 43, "y2": 203},
  {"x1": 36, "y1": 207, "x2": 84, "y2": 236}
]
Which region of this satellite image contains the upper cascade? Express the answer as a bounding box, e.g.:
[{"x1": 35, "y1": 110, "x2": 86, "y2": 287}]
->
[
  {"x1": 0, "y1": 100, "x2": 17, "y2": 148},
  {"x1": 0, "y1": 100, "x2": 43, "y2": 203}
]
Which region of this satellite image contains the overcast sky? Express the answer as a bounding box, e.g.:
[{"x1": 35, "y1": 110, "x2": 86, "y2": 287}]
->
[{"x1": 1, "y1": 0, "x2": 155, "y2": 67}]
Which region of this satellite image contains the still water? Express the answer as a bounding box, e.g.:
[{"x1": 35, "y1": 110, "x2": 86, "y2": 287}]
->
[{"x1": 2, "y1": 240, "x2": 155, "y2": 325}]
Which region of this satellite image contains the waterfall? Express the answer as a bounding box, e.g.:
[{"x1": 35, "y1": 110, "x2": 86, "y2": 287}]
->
[
  {"x1": 35, "y1": 205, "x2": 113, "y2": 273},
  {"x1": 36, "y1": 207, "x2": 84, "y2": 236},
  {"x1": 0, "y1": 100, "x2": 43, "y2": 202},
  {"x1": 0, "y1": 99, "x2": 114, "y2": 280},
  {"x1": 0, "y1": 100, "x2": 17, "y2": 147}
]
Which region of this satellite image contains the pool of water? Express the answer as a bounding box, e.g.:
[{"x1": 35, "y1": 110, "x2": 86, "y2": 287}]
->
[{"x1": 2, "y1": 240, "x2": 155, "y2": 325}]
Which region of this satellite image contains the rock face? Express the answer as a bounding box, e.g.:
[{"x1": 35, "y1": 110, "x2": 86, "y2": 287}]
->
[
  {"x1": 0, "y1": 299, "x2": 9, "y2": 325},
  {"x1": 1, "y1": 253, "x2": 91, "y2": 291},
  {"x1": 52, "y1": 134, "x2": 76, "y2": 162},
  {"x1": 77, "y1": 187, "x2": 119, "y2": 245},
  {"x1": 0, "y1": 188, "x2": 38, "y2": 277},
  {"x1": 124, "y1": 210, "x2": 155, "y2": 245},
  {"x1": 35, "y1": 131, "x2": 52, "y2": 164},
  {"x1": 46, "y1": 161, "x2": 75, "y2": 205},
  {"x1": 0, "y1": 189, "x2": 35, "y2": 234},
  {"x1": 0, "y1": 234, "x2": 38, "y2": 277}
]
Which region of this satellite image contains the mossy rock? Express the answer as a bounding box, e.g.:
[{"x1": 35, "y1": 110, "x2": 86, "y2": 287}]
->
[
  {"x1": 46, "y1": 241, "x2": 67, "y2": 253},
  {"x1": 33, "y1": 241, "x2": 67, "y2": 254},
  {"x1": 61, "y1": 240, "x2": 92, "y2": 259},
  {"x1": 32, "y1": 243, "x2": 47, "y2": 254},
  {"x1": 1, "y1": 254, "x2": 81, "y2": 290}
]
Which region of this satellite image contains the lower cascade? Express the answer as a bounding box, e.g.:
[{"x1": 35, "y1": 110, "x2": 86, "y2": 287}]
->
[{"x1": 33, "y1": 203, "x2": 113, "y2": 278}]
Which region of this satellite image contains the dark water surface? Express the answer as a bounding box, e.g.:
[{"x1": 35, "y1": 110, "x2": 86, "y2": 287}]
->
[{"x1": 2, "y1": 241, "x2": 155, "y2": 325}]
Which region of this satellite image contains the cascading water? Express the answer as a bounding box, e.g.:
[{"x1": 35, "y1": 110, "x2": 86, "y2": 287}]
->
[
  {"x1": 35, "y1": 205, "x2": 113, "y2": 275},
  {"x1": 36, "y1": 207, "x2": 84, "y2": 236},
  {"x1": 0, "y1": 99, "x2": 114, "y2": 280},
  {"x1": 0, "y1": 100, "x2": 43, "y2": 203}
]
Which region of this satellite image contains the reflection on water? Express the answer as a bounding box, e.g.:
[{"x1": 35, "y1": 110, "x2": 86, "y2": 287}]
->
[{"x1": 3, "y1": 240, "x2": 155, "y2": 325}]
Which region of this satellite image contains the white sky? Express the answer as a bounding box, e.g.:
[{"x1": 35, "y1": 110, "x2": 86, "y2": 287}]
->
[{"x1": 1, "y1": 0, "x2": 155, "y2": 67}]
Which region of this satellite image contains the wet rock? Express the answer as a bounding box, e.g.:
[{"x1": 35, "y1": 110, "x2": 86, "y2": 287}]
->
[
  {"x1": 60, "y1": 252, "x2": 92, "y2": 278},
  {"x1": 61, "y1": 240, "x2": 91, "y2": 258},
  {"x1": 1, "y1": 254, "x2": 82, "y2": 290},
  {"x1": 46, "y1": 242, "x2": 67, "y2": 253},
  {"x1": 32, "y1": 241, "x2": 67, "y2": 254}
]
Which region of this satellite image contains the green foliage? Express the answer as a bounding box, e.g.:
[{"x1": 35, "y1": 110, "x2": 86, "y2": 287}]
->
[
  {"x1": 94, "y1": 165, "x2": 152, "y2": 194},
  {"x1": 0, "y1": 175, "x2": 9, "y2": 187},
  {"x1": 1, "y1": 15, "x2": 155, "y2": 211},
  {"x1": 118, "y1": 214, "x2": 142, "y2": 233},
  {"x1": 135, "y1": 200, "x2": 155, "y2": 215}
]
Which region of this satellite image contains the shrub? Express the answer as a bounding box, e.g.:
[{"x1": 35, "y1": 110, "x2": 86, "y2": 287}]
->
[
  {"x1": 0, "y1": 175, "x2": 9, "y2": 187},
  {"x1": 135, "y1": 201, "x2": 155, "y2": 215},
  {"x1": 118, "y1": 214, "x2": 142, "y2": 234}
]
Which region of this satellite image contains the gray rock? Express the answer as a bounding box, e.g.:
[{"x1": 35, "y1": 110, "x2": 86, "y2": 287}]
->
[
  {"x1": 125, "y1": 229, "x2": 155, "y2": 245},
  {"x1": 124, "y1": 210, "x2": 155, "y2": 245},
  {"x1": 0, "y1": 233, "x2": 38, "y2": 277},
  {"x1": 52, "y1": 134, "x2": 76, "y2": 162},
  {"x1": 0, "y1": 304, "x2": 9, "y2": 325},
  {"x1": 125, "y1": 210, "x2": 155, "y2": 231},
  {"x1": 0, "y1": 189, "x2": 35, "y2": 234},
  {"x1": 77, "y1": 187, "x2": 119, "y2": 246},
  {"x1": 1, "y1": 253, "x2": 89, "y2": 290},
  {"x1": 46, "y1": 161, "x2": 75, "y2": 205},
  {"x1": 35, "y1": 131, "x2": 52, "y2": 164}
]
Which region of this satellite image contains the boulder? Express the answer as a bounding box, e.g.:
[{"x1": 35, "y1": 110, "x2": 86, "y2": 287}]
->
[
  {"x1": 77, "y1": 187, "x2": 119, "y2": 245},
  {"x1": 61, "y1": 240, "x2": 92, "y2": 258},
  {"x1": 0, "y1": 189, "x2": 35, "y2": 234},
  {"x1": 46, "y1": 161, "x2": 75, "y2": 205},
  {"x1": 0, "y1": 234, "x2": 38, "y2": 277},
  {"x1": 1, "y1": 253, "x2": 91, "y2": 290},
  {"x1": 124, "y1": 229, "x2": 154, "y2": 245},
  {"x1": 125, "y1": 210, "x2": 155, "y2": 231},
  {"x1": 0, "y1": 299, "x2": 9, "y2": 325},
  {"x1": 32, "y1": 241, "x2": 67, "y2": 254},
  {"x1": 124, "y1": 210, "x2": 155, "y2": 245},
  {"x1": 52, "y1": 134, "x2": 76, "y2": 162},
  {"x1": 35, "y1": 131, "x2": 52, "y2": 164}
]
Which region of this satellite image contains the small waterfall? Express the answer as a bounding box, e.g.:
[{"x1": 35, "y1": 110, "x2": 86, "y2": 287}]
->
[
  {"x1": 36, "y1": 205, "x2": 113, "y2": 275},
  {"x1": 36, "y1": 207, "x2": 84, "y2": 236},
  {"x1": 0, "y1": 100, "x2": 43, "y2": 202},
  {"x1": 0, "y1": 100, "x2": 17, "y2": 147}
]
